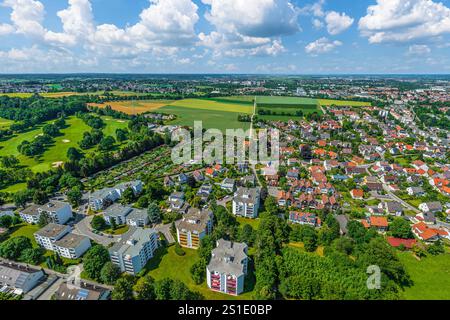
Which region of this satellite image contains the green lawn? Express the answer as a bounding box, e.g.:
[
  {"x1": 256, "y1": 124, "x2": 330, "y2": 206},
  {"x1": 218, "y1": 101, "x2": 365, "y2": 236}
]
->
[
  {"x1": 237, "y1": 217, "x2": 261, "y2": 230},
  {"x1": 142, "y1": 245, "x2": 254, "y2": 300},
  {"x1": 0, "y1": 115, "x2": 128, "y2": 173},
  {"x1": 104, "y1": 225, "x2": 129, "y2": 235},
  {"x1": 6, "y1": 223, "x2": 40, "y2": 247},
  {"x1": 0, "y1": 117, "x2": 13, "y2": 129},
  {"x1": 398, "y1": 251, "x2": 450, "y2": 300},
  {"x1": 255, "y1": 96, "x2": 321, "y2": 120}
]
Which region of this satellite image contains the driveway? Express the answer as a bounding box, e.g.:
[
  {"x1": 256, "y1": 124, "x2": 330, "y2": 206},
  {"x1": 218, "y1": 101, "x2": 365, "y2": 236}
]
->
[
  {"x1": 382, "y1": 184, "x2": 420, "y2": 214},
  {"x1": 154, "y1": 222, "x2": 176, "y2": 244},
  {"x1": 73, "y1": 214, "x2": 117, "y2": 246},
  {"x1": 217, "y1": 196, "x2": 232, "y2": 208}
]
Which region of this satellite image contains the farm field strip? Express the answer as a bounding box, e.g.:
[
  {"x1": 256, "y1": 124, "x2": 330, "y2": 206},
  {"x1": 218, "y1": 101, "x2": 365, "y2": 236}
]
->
[{"x1": 88, "y1": 100, "x2": 176, "y2": 115}]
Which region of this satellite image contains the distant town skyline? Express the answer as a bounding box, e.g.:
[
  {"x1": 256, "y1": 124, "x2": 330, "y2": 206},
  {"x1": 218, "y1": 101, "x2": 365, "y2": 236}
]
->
[{"x1": 0, "y1": 0, "x2": 450, "y2": 74}]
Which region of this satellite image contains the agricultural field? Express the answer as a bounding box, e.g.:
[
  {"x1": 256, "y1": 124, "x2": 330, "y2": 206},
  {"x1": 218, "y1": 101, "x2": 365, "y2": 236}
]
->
[
  {"x1": 398, "y1": 251, "x2": 450, "y2": 300},
  {"x1": 255, "y1": 96, "x2": 321, "y2": 120},
  {"x1": 88, "y1": 100, "x2": 175, "y2": 115},
  {"x1": 159, "y1": 98, "x2": 253, "y2": 131},
  {"x1": 318, "y1": 99, "x2": 371, "y2": 107},
  {"x1": 0, "y1": 90, "x2": 147, "y2": 99},
  {"x1": 0, "y1": 115, "x2": 128, "y2": 175}
]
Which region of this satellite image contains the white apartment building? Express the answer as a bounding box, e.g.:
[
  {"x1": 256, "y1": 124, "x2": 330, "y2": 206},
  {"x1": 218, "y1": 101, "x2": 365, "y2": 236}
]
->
[
  {"x1": 109, "y1": 227, "x2": 159, "y2": 275},
  {"x1": 206, "y1": 239, "x2": 248, "y2": 296},
  {"x1": 20, "y1": 201, "x2": 72, "y2": 225},
  {"x1": 232, "y1": 187, "x2": 261, "y2": 218}
]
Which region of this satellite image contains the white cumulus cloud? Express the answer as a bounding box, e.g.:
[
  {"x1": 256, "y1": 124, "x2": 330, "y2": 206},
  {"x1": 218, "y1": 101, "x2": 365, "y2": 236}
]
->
[
  {"x1": 325, "y1": 11, "x2": 354, "y2": 35},
  {"x1": 305, "y1": 37, "x2": 342, "y2": 55},
  {"x1": 359, "y1": 0, "x2": 450, "y2": 43}
]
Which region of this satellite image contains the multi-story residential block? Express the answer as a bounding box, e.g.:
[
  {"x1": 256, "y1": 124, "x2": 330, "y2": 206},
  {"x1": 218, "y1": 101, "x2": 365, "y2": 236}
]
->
[
  {"x1": 232, "y1": 187, "x2": 261, "y2": 218},
  {"x1": 20, "y1": 201, "x2": 72, "y2": 225},
  {"x1": 53, "y1": 233, "x2": 92, "y2": 259},
  {"x1": 206, "y1": 239, "x2": 248, "y2": 296},
  {"x1": 34, "y1": 223, "x2": 71, "y2": 251},
  {"x1": 89, "y1": 188, "x2": 120, "y2": 211},
  {"x1": 103, "y1": 204, "x2": 133, "y2": 225},
  {"x1": 109, "y1": 227, "x2": 159, "y2": 275},
  {"x1": 0, "y1": 262, "x2": 45, "y2": 294},
  {"x1": 176, "y1": 208, "x2": 213, "y2": 249},
  {"x1": 126, "y1": 208, "x2": 149, "y2": 227},
  {"x1": 34, "y1": 223, "x2": 91, "y2": 258}
]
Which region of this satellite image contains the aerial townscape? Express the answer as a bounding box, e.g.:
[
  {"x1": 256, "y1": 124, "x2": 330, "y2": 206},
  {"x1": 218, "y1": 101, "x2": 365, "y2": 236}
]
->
[
  {"x1": 0, "y1": 74, "x2": 449, "y2": 302},
  {"x1": 0, "y1": 0, "x2": 449, "y2": 307}
]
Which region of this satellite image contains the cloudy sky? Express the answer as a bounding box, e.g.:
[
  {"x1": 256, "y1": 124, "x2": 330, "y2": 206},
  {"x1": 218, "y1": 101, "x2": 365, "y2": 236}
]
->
[{"x1": 0, "y1": 0, "x2": 450, "y2": 74}]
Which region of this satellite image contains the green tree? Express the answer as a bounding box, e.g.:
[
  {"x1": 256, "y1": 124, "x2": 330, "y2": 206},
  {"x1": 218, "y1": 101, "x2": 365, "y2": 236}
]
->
[
  {"x1": 0, "y1": 215, "x2": 13, "y2": 229},
  {"x1": 0, "y1": 236, "x2": 33, "y2": 260},
  {"x1": 98, "y1": 136, "x2": 116, "y2": 151},
  {"x1": 134, "y1": 275, "x2": 156, "y2": 300},
  {"x1": 112, "y1": 277, "x2": 135, "y2": 300},
  {"x1": 13, "y1": 191, "x2": 28, "y2": 208},
  {"x1": 83, "y1": 245, "x2": 111, "y2": 281},
  {"x1": 390, "y1": 218, "x2": 414, "y2": 239},
  {"x1": 33, "y1": 190, "x2": 48, "y2": 205},
  {"x1": 67, "y1": 147, "x2": 83, "y2": 162},
  {"x1": 67, "y1": 187, "x2": 83, "y2": 206},
  {"x1": 38, "y1": 212, "x2": 50, "y2": 228},
  {"x1": 19, "y1": 247, "x2": 44, "y2": 265},
  {"x1": 100, "y1": 262, "x2": 121, "y2": 285},
  {"x1": 147, "y1": 202, "x2": 161, "y2": 225},
  {"x1": 91, "y1": 215, "x2": 107, "y2": 230},
  {"x1": 120, "y1": 187, "x2": 135, "y2": 204}
]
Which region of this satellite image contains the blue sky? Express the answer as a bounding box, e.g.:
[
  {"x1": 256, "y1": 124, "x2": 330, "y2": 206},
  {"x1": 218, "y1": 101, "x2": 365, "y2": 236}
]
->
[{"x1": 0, "y1": 0, "x2": 449, "y2": 74}]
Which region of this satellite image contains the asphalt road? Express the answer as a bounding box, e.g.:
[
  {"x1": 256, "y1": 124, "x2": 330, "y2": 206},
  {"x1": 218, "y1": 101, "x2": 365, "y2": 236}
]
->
[{"x1": 73, "y1": 214, "x2": 117, "y2": 246}]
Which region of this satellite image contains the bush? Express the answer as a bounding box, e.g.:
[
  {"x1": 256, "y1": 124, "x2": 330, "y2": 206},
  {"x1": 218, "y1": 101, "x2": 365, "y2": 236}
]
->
[{"x1": 174, "y1": 243, "x2": 186, "y2": 256}]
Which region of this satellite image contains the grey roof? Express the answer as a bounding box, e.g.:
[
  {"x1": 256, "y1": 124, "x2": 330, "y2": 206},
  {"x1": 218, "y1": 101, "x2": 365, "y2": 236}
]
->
[
  {"x1": 207, "y1": 239, "x2": 248, "y2": 277},
  {"x1": 54, "y1": 282, "x2": 109, "y2": 300},
  {"x1": 35, "y1": 223, "x2": 69, "y2": 238},
  {"x1": 386, "y1": 201, "x2": 403, "y2": 212},
  {"x1": 20, "y1": 204, "x2": 41, "y2": 216},
  {"x1": 103, "y1": 203, "x2": 133, "y2": 218},
  {"x1": 54, "y1": 233, "x2": 89, "y2": 249},
  {"x1": 222, "y1": 178, "x2": 235, "y2": 186},
  {"x1": 424, "y1": 201, "x2": 443, "y2": 211},
  {"x1": 109, "y1": 227, "x2": 158, "y2": 258},
  {"x1": 115, "y1": 180, "x2": 142, "y2": 190},
  {"x1": 176, "y1": 208, "x2": 212, "y2": 234},
  {"x1": 0, "y1": 262, "x2": 43, "y2": 290},
  {"x1": 39, "y1": 200, "x2": 70, "y2": 212},
  {"x1": 126, "y1": 208, "x2": 148, "y2": 221},
  {"x1": 91, "y1": 188, "x2": 115, "y2": 200},
  {"x1": 409, "y1": 187, "x2": 424, "y2": 193},
  {"x1": 234, "y1": 187, "x2": 260, "y2": 204}
]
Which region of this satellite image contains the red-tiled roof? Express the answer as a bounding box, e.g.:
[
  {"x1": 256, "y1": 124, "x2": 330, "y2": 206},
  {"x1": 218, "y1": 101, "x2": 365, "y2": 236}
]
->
[{"x1": 387, "y1": 237, "x2": 416, "y2": 249}]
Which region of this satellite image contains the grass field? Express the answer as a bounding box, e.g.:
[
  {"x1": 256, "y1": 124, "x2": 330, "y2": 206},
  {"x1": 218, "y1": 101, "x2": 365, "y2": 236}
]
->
[
  {"x1": 0, "y1": 115, "x2": 128, "y2": 173},
  {"x1": 255, "y1": 96, "x2": 321, "y2": 120},
  {"x1": 398, "y1": 251, "x2": 450, "y2": 300},
  {"x1": 0, "y1": 91, "x2": 148, "y2": 99},
  {"x1": 0, "y1": 117, "x2": 13, "y2": 129},
  {"x1": 142, "y1": 245, "x2": 254, "y2": 300},
  {"x1": 318, "y1": 99, "x2": 371, "y2": 107},
  {"x1": 6, "y1": 223, "x2": 40, "y2": 247},
  {"x1": 159, "y1": 99, "x2": 253, "y2": 132},
  {"x1": 237, "y1": 217, "x2": 261, "y2": 230},
  {"x1": 88, "y1": 100, "x2": 175, "y2": 115}
]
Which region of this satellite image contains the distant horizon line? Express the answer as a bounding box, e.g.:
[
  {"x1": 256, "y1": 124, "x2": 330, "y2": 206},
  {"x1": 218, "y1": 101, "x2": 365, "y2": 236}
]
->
[{"x1": 0, "y1": 72, "x2": 450, "y2": 77}]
